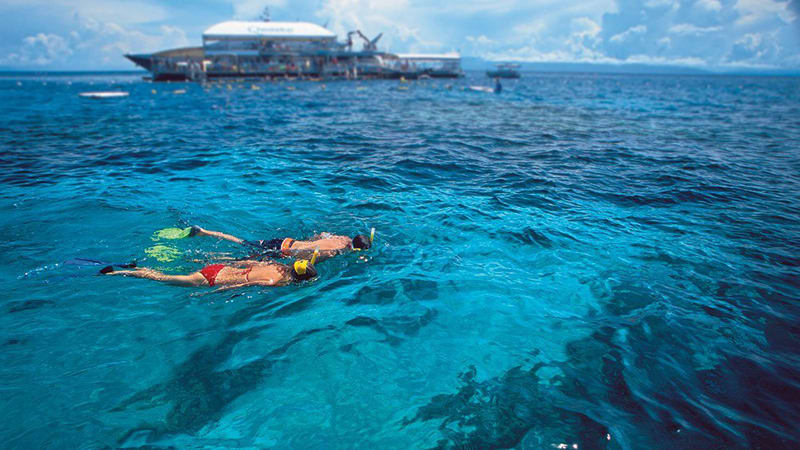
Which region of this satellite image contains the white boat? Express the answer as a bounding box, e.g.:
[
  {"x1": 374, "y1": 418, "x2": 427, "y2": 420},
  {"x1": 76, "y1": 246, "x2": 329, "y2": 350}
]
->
[
  {"x1": 78, "y1": 91, "x2": 130, "y2": 99},
  {"x1": 469, "y1": 85, "x2": 494, "y2": 93},
  {"x1": 124, "y1": 8, "x2": 462, "y2": 81}
]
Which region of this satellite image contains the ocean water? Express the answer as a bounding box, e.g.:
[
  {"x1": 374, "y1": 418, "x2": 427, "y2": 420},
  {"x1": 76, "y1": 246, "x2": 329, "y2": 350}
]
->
[{"x1": 0, "y1": 71, "x2": 798, "y2": 449}]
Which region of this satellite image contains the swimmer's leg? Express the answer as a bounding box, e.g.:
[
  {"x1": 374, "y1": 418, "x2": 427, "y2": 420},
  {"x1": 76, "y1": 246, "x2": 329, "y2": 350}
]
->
[
  {"x1": 191, "y1": 226, "x2": 245, "y2": 245},
  {"x1": 105, "y1": 268, "x2": 207, "y2": 287}
]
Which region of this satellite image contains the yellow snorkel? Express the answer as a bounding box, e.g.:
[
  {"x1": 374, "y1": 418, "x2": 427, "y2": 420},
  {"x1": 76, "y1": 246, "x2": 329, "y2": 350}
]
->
[{"x1": 311, "y1": 248, "x2": 319, "y2": 265}]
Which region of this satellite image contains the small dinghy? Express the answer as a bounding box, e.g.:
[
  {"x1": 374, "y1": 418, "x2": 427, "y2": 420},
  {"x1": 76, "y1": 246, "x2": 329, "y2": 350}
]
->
[
  {"x1": 468, "y1": 85, "x2": 494, "y2": 93},
  {"x1": 78, "y1": 91, "x2": 130, "y2": 99}
]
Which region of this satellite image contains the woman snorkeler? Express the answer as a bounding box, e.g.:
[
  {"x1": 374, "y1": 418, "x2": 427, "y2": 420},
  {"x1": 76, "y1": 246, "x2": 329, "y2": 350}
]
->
[{"x1": 101, "y1": 251, "x2": 319, "y2": 292}]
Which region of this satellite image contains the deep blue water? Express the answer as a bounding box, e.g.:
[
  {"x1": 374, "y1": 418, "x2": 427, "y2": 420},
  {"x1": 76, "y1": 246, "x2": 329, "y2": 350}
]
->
[{"x1": 1, "y1": 71, "x2": 799, "y2": 449}]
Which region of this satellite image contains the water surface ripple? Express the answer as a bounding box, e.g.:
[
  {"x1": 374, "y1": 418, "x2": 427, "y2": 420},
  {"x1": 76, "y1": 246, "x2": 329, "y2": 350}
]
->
[{"x1": 1, "y1": 72, "x2": 799, "y2": 449}]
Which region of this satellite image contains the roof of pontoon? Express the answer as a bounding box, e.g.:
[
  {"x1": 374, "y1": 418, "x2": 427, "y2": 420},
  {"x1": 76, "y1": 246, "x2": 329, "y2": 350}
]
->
[{"x1": 203, "y1": 21, "x2": 336, "y2": 40}]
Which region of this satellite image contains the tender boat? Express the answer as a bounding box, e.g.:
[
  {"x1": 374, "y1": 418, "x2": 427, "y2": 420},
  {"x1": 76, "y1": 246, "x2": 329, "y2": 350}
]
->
[
  {"x1": 487, "y1": 63, "x2": 520, "y2": 79},
  {"x1": 78, "y1": 92, "x2": 130, "y2": 99}
]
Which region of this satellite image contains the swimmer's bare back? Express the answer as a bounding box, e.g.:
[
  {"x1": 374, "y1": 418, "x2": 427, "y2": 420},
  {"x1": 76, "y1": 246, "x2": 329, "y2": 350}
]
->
[
  {"x1": 216, "y1": 263, "x2": 289, "y2": 286},
  {"x1": 288, "y1": 234, "x2": 352, "y2": 260}
]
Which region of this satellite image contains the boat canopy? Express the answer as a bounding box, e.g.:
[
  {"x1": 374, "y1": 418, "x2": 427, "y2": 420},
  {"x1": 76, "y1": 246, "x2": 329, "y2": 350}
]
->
[
  {"x1": 203, "y1": 21, "x2": 336, "y2": 41},
  {"x1": 394, "y1": 52, "x2": 461, "y2": 61}
]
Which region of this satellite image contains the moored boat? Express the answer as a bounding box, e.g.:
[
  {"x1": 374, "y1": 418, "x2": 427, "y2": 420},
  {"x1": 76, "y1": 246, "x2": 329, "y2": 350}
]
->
[
  {"x1": 125, "y1": 15, "x2": 462, "y2": 82},
  {"x1": 486, "y1": 63, "x2": 520, "y2": 78}
]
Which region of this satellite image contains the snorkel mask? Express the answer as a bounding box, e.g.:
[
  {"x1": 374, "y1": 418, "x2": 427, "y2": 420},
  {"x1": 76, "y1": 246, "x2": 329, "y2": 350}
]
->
[{"x1": 292, "y1": 249, "x2": 319, "y2": 281}]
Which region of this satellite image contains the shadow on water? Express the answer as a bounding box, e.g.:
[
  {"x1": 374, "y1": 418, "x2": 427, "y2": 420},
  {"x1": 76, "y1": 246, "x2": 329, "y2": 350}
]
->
[
  {"x1": 403, "y1": 276, "x2": 800, "y2": 449},
  {"x1": 113, "y1": 321, "x2": 335, "y2": 445},
  {"x1": 112, "y1": 277, "x2": 441, "y2": 446},
  {"x1": 6, "y1": 299, "x2": 55, "y2": 313},
  {"x1": 402, "y1": 363, "x2": 612, "y2": 449}
]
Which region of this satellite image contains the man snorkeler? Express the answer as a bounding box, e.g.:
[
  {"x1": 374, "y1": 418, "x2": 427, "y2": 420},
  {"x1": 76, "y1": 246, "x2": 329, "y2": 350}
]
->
[
  {"x1": 101, "y1": 251, "x2": 319, "y2": 292},
  {"x1": 188, "y1": 225, "x2": 373, "y2": 261}
]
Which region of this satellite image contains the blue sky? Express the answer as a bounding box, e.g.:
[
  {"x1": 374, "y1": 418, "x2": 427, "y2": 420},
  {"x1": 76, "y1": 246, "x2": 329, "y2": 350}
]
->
[{"x1": 1, "y1": 0, "x2": 798, "y2": 71}]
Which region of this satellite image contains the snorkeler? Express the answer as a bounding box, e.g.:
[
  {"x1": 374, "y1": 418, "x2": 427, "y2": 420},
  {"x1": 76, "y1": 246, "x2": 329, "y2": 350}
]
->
[
  {"x1": 101, "y1": 251, "x2": 319, "y2": 292},
  {"x1": 188, "y1": 225, "x2": 373, "y2": 261}
]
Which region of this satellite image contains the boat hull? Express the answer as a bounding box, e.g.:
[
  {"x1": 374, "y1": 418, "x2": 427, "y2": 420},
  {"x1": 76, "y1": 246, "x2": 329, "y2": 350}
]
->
[
  {"x1": 125, "y1": 49, "x2": 463, "y2": 82},
  {"x1": 486, "y1": 70, "x2": 520, "y2": 78}
]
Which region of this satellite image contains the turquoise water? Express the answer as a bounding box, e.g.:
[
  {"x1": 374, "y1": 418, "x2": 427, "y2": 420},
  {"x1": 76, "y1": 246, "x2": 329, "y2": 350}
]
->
[{"x1": 1, "y1": 71, "x2": 799, "y2": 448}]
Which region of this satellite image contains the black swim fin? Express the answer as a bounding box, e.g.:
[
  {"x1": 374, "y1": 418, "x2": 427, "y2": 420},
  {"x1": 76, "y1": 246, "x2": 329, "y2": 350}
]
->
[{"x1": 67, "y1": 258, "x2": 136, "y2": 269}]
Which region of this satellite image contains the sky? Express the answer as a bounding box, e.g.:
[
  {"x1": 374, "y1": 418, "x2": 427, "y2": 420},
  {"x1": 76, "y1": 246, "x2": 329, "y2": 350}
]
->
[{"x1": 0, "y1": 0, "x2": 798, "y2": 72}]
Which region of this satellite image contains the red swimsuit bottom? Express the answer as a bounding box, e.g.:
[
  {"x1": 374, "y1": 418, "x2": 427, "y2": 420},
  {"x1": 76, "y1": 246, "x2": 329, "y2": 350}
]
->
[
  {"x1": 200, "y1": 264, "x2": 252, "y2": 287},
  {"x1": 200, "y1": 264, "x2": 225, "y2": 286}
]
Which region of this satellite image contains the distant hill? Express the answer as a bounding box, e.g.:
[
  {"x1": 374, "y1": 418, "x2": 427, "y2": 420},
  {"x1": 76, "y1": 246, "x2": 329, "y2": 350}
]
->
[{"x1": 461, "y1": 57, "x2": 800, "y2": 76}]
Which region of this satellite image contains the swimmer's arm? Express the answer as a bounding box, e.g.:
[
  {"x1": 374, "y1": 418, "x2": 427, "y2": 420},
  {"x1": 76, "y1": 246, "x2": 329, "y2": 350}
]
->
[
  {"x1": 188, "y1": 254, "x2": 237, "y2": 263},
  {"x1": 193, "y1": 226, "x2": 245, "y2": 244},
  {"x1": 210, "y1": 280, "x2": 277, "y2": 293}
]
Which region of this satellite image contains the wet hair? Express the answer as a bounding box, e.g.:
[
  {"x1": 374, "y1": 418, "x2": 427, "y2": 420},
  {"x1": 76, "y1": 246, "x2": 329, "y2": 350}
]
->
[
  {"x1": 289, "y1": 263, "x2": 317, "y2": 283},
  {"x1": 352, "y1": 234, "x2": 372, "y2": 250}
]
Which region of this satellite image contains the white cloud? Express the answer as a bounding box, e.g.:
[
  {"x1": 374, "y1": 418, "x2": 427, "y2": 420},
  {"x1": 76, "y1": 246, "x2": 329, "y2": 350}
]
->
[
  {"x1": 0, "y1": 33, "x2": 72, "y2": 66},
  {"x1": 736, "y1": 32, "x2": 763, "y2": 50},
  {"x1": 466, "y1": 35, "x2": 495, "y2": 44},
  {"x1": 609, "y1": 25, "x2": 647, "y2": 43},
  {"x1": 734, "y1": 0, "x2": 796, "y2": 26},
  {"x1": 695, "y1": 0, "x2": 722, "y2": 12},
  {"x1": 625, "y1": 53, "x2": 709, "y2": 66},
  {"x1": 513, "y1": 19, "x2": 548, "y2": 37},
  {"x1": 229, "y1": 0, "x2": 287, "y2": 20},
  {"x1": 75, "y1": 15, "x2": 189, "y2": 53},
  {"x1": 1, "y1": 14, "x2": 190, "y2": 68},
  {"x1": 570, "y1": 17, "x2": 601, "y2": 39},
  {"x1": 1, "y1": 0, "x2": 168, "y2": 25},
  {"x1": 668, "y1": 23, "x2": 723, "y2": 35},
  {"x1": 645, "y1": 0, "x2": 679, "y2": 9}
]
